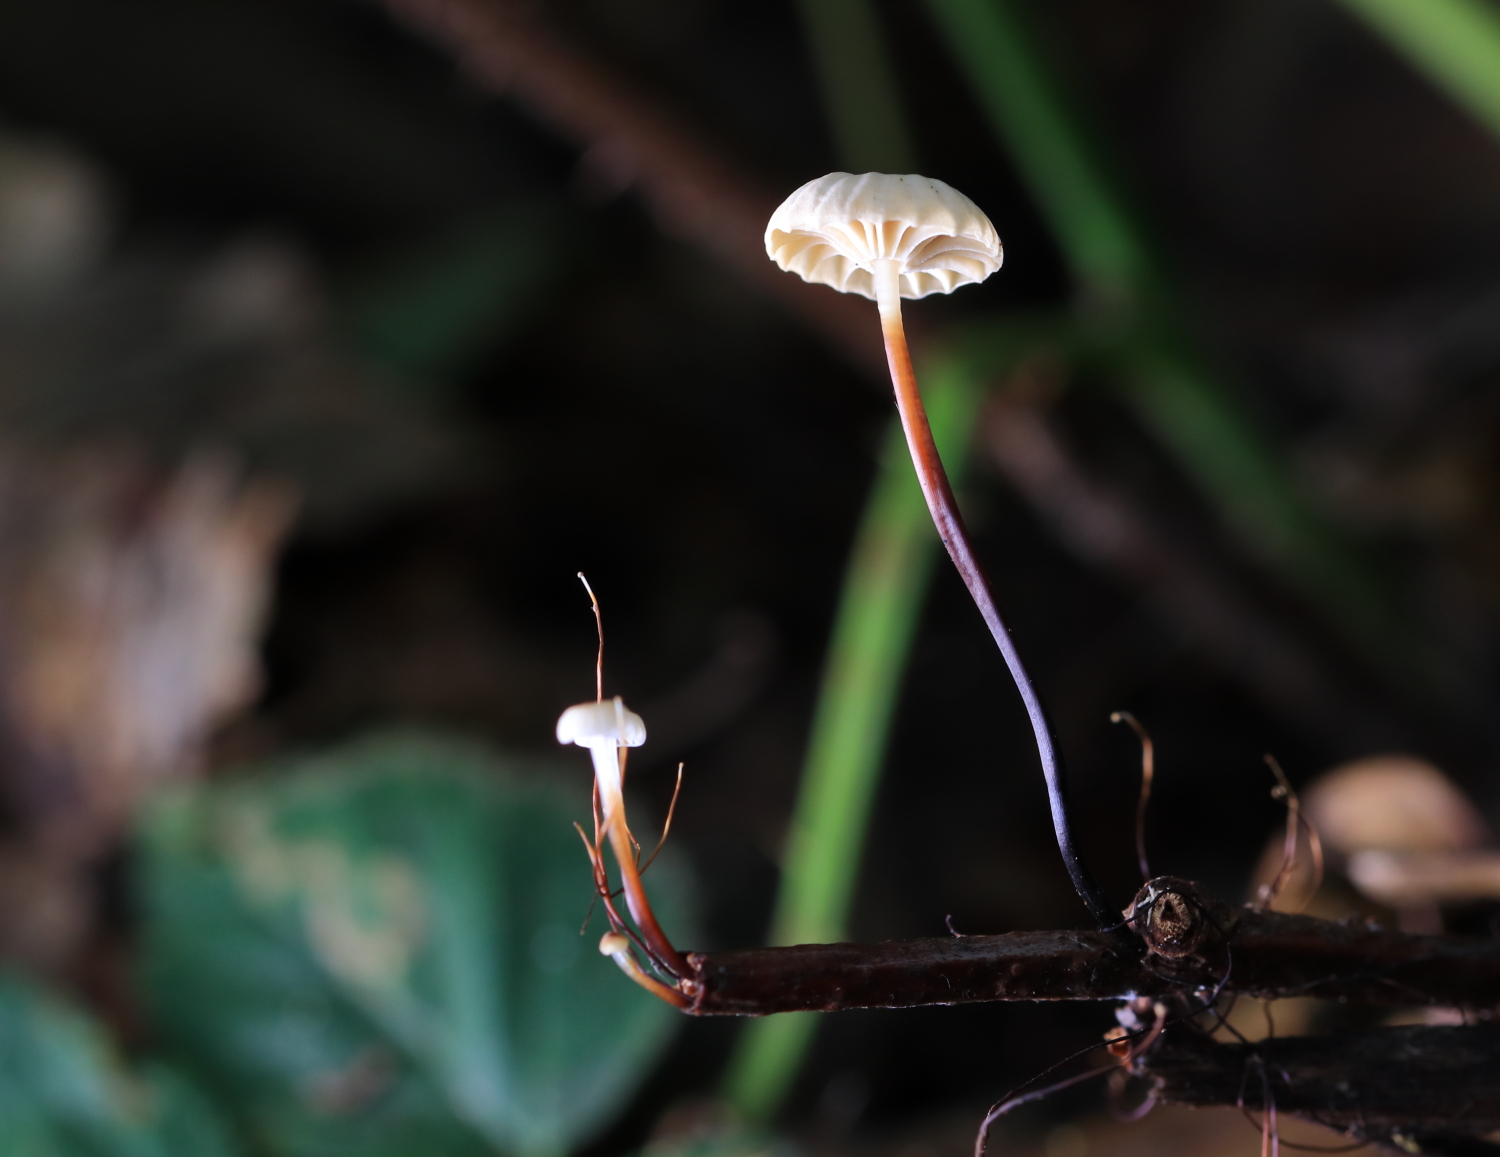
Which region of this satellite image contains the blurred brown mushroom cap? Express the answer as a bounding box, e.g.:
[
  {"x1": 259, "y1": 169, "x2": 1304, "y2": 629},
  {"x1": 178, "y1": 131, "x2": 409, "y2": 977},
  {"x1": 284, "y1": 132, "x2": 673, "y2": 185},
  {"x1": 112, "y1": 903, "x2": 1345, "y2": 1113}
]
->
[
  {"x1": 1304, "y1": 754, "x2": 1489, "y2": 857},
  {"x1": 764, "y1": 172, "x2": 1001, "y2": 301}
]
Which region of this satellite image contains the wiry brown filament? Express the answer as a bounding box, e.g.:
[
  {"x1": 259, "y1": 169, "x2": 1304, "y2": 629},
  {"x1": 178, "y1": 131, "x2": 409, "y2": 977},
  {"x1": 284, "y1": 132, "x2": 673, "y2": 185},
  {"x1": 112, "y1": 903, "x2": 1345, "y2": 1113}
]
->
[
  {"x1": 1112, "y1": 711, "x2": 1156, "y2": 881},
  {"x1": 1259, "y1": 755, "x2": 1323, "y2": 914},
  {"x1": 575, "y1": 744, "x2": 688, "y2": 984},
  {"x1": 973, "y1": 1002, "x2": 1167, "y2": 1157},
  {"x1": 578, "y1": 571, "x2": 604, "y2": 701},
  {"x1": 638, "y1": 763, "x2": 684, "y2": 875}
]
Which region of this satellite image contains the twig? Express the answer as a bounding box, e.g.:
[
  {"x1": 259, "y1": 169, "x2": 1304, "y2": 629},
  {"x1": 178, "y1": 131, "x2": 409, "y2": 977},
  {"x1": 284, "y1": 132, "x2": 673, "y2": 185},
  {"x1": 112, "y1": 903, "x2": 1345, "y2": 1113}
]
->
[
  {"x1": 681, "y1": 877, "x2": 1500, "y2": 1015},
  {"x1": 1143, "y1": 1024, "x2": 1500, "y2": 1147}
]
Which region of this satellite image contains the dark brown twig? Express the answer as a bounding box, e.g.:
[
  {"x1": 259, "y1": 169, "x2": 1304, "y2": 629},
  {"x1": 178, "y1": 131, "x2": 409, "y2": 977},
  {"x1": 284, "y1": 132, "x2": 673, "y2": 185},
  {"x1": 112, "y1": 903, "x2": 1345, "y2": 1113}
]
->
[
  {"x1": 1143, "y1": 1025, "x2": 1500, "y2": 1147},
  {"x1": 681, "y1": 878, "x2": 1500, "y2": 1015}
]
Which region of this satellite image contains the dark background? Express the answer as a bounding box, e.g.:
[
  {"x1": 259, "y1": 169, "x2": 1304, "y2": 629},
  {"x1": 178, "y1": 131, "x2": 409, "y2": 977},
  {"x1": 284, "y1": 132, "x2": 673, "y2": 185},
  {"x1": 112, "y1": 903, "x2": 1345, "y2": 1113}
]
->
[{"x1": 0, "y1": 0, "x2": 1498, "y2": 1146}]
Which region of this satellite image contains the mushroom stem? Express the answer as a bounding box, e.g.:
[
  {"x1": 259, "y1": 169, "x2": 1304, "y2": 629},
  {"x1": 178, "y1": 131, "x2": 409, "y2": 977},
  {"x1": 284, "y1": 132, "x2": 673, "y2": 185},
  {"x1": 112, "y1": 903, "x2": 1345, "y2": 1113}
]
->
[
  {"x1": 870, "y1": 258, "x2": 1117, "y2": 931},
  {"x1": 595, "y1": 746, "x2": 689, "y2": 976}
]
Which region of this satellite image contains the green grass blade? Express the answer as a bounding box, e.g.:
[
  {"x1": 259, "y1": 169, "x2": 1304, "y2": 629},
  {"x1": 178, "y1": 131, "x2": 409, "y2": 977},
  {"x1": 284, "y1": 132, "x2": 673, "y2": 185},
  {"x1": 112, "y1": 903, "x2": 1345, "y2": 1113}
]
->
[
  {"x1": 794, "y1": 0, "x2": 917, "y2": 172},
  {"x1": 716, "y1": 0, "x2": 927, "y2": 1122},
  {"x1": 1334, "y1": 0, "x2": 1500, "y2": 142},
  {"x1": 920, "y1": 0, "x2": 1447, "y2": 690},
  {"x1": 922, "y1": 0, "x2": 1149, "y2": 307},
  {"x1": 722, "y1": 358, "x2": 983, "y2": 1122}
]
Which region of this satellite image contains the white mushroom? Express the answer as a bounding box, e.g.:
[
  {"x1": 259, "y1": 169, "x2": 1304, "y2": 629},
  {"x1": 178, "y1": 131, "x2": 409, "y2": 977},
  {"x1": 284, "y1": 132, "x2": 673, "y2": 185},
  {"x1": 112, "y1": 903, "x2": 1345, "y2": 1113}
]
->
[
  {"x1": 598, "y1": 930, "x2": 685, "y2": 1006},
  {"x1": 556, "y1": 695, "x2": 646, "y2": 832},
  {"x1": 765, "y1": 173, "x2": 1116, "y2": 928},
  {"x1": 766, "y1": 172, "x2": 1001, "y2": 303},
  {"x1": 557, "y1": 693, "x2": 687, "y2": 978}
]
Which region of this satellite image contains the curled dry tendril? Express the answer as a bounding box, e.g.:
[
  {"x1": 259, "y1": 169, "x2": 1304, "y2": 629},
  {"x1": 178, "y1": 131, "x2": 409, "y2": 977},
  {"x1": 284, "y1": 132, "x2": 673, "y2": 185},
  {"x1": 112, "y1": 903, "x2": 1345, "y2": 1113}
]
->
[
  {"x1": 1111, "y1": 711, "x2": 1155, "y2": 882},
  {"x1": 973, "y1": 1002, "x2": 1168, "y2": 1157},
  {"x1": 1256, "y1": 755, "x2": 1325, "y2": 914}
]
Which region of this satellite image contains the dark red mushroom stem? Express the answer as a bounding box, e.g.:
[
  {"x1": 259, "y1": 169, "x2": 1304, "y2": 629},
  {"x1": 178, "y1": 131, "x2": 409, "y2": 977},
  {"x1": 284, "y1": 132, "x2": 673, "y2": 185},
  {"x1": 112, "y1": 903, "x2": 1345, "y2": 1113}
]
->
[{"x1": 871, "y1": 259, "x2": 1117, "y2": 932}]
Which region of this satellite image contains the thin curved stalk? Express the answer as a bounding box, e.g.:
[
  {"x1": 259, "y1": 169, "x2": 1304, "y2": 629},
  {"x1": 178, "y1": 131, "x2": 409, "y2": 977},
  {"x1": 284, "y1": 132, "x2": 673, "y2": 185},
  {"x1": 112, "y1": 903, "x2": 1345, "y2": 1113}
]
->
[
  {"x1": 872, "y1": 259, "x2": 1115, "y2": 930},
  {"x1": 598, "y1": 754, "x2": 688, "y2": 977}
]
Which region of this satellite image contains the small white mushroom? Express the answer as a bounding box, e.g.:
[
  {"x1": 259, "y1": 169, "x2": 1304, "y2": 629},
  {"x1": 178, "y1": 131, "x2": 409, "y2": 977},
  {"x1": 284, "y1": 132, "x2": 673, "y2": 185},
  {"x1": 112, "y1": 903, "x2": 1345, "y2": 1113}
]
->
[
  {"x1": 598, "y1": 930, "x2": 632, "y2": 958},
  {"x1": 558, "y1": 694, "x2": 687, "y2": 978},
  {"x1": 764, "y1": 174, "x2": 1116, "y2": 928},
  {"x1": 598, "y1": 929, "x2": 686, "y2": 1007},
  {"x1": 766, "y1": 172, "x2": 1001, "y2": 303},
  {"x1": 556, "y1": 695, "x2": 646, "y2": 831}
]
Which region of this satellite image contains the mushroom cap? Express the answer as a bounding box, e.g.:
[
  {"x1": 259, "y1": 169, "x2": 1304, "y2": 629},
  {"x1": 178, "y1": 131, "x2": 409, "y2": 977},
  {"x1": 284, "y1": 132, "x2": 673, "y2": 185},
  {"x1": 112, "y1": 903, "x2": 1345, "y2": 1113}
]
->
[
  {"x1": 765, "y1": 172, "x2": 1002, "y2": 301},
  {"x1": 1304, "y1": 755, "x2": 1489, "y2": 856},
  {"x1": 555, "y1": 696, "x2": 647, "y2": 748},
  {"x1": 599, "y1": 931, "x2": 631, "y2": 957}
]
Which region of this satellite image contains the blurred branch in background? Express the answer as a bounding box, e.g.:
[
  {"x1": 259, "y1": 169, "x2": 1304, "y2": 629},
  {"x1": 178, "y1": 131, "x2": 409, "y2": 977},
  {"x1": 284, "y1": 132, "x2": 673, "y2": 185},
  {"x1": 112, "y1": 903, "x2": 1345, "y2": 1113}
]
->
[
  {"x1": 375, "y1": 0, "x2": 886, "y2": 379},
  {"x1": 982, "y1": 360, "x2": 1398, "y2": 746},
  {"x1": 1332, "y1": 0, "x2": 1500, "y2": 143}
]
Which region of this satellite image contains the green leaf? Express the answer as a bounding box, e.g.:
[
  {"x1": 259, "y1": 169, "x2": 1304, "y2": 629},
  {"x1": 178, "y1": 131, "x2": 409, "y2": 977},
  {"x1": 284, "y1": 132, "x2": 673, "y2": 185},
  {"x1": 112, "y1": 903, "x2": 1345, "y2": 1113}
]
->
[
  {"x1": 137, "y1": 732, "x2": 689, "y2": 1157},
  {"x1": 0, "y1": 972, "x2": 240, "y2": 1157}
]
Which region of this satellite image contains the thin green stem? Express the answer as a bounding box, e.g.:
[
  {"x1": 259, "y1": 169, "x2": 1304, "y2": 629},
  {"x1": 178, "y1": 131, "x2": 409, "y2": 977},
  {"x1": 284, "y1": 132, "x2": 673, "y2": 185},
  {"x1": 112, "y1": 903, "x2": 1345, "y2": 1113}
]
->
[
  {"x1": 793, "y1": 0, "x2": 917, "y2": 171},
  {"x1": 717, "y1": 0, "x2": 922, "y2": 1123},
  {"x1": 921, "y1": 0, "x2": 1148, "y2": 310}
]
